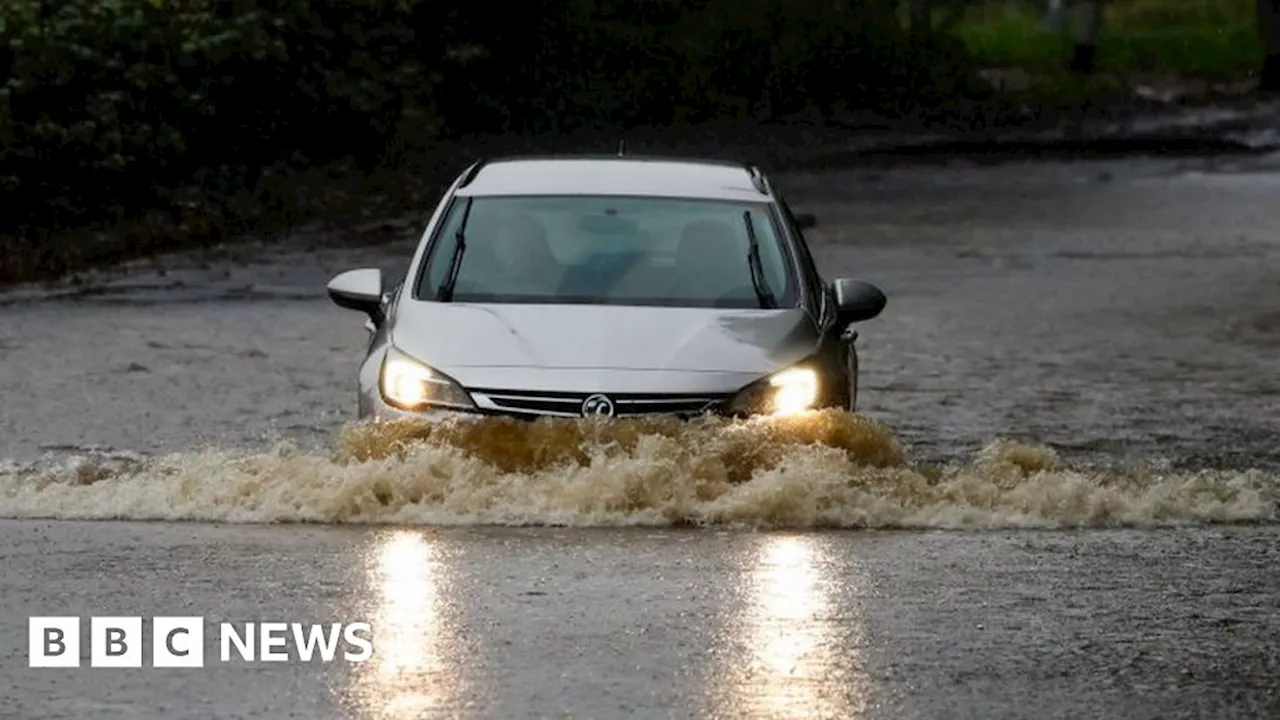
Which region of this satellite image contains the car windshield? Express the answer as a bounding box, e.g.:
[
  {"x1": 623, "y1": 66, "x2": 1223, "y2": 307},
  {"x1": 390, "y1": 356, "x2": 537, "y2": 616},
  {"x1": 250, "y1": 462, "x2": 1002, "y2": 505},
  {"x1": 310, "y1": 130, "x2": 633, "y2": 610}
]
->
[{"x1": 415, "y1": 195, "x2": 797, "y2": 308}]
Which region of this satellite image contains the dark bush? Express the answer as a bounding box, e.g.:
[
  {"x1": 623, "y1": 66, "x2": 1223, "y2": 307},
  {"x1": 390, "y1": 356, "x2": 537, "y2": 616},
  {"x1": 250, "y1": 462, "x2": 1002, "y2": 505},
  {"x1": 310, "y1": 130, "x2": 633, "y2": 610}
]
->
[
  {"x1": 0, "y1": 0, "x2": 977, "y2": 278},
  {"x1": 1, "y1": 0, "x2": 437, "y2": 234}
]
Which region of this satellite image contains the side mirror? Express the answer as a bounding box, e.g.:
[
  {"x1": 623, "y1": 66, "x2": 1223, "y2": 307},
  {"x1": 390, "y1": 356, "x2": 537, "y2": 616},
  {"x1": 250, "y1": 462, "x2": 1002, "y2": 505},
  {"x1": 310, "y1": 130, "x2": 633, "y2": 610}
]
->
[
  {"x1": 794, "y1": 213, "x2": 817, "y2": 230},
  {"x1": 328, "y1": 268, "x2": 384, "y2": 324},
  {"x1": 832, "y1": 279, "x2": 886, "y2": 324}
]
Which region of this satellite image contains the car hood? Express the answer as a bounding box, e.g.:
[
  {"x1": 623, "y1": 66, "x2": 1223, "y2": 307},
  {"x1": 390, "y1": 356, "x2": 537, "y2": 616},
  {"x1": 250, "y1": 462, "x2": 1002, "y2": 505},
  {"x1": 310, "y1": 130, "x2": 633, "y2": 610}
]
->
[{"x1": 389, "y1": 301, "x2": 819, "y2": 375}]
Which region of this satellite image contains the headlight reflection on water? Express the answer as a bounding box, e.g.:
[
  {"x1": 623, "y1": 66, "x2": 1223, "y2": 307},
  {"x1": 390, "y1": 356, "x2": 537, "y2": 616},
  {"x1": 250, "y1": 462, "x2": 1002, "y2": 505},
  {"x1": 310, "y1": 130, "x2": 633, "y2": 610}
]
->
[
  {"x1": 375, "y1": 532, "x2": 437, "y2": 676},
  {"x1": 349, "y1": 530, "x2": 466, "y2": 719},
  {"x1": 344, "y1": 532, "x2": 870, "y2": 719},
  {"x1": 735, "y1": 536, "x2": 870, "y2": 719}
]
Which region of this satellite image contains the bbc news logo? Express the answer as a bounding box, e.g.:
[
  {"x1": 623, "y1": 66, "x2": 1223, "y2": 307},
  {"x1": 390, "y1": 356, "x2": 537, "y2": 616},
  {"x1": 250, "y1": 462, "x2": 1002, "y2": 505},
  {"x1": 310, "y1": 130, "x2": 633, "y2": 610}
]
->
[{"x1": 29, "y1": 617, "x2": 373, "y2": 668}]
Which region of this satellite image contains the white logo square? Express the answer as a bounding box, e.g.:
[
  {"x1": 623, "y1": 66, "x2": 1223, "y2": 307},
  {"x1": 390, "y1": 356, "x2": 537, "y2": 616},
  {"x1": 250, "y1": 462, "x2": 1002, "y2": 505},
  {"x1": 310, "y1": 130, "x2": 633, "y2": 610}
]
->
[
  {"x1": 90, "y1": 616, "x2": 142, "y2": 668},
  {"x1": 152, "y1": 617, "x2": 204, "y2": 668},
  {"x1": 29, "y1": 617, "x2": 80, "y2": 667}
]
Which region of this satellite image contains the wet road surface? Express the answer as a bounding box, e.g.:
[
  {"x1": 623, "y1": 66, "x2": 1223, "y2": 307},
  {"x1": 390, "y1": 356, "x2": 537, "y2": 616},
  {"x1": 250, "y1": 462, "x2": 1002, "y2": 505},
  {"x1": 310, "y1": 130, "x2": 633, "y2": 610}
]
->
[
  {"x1": 2, "y1": 523, "x2": 1277, "y2": 719},
  {"x1": 1, "y1": 154, "x2": 1279, "y2": 718}
]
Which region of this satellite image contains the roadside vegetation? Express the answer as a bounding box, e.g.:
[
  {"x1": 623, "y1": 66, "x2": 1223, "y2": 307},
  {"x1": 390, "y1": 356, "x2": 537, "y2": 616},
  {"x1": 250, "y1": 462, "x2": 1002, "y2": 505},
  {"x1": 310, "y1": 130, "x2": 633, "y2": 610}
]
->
[
  {"x1": 0, "y1": 0, "x2": 1272, "y2": 285},
  {"x1": 960, "y1": 0, "x2": 1260, "y2": 79},
  {"x1": 949, "y1": 0, "x2": 1267, "y2": 120}
]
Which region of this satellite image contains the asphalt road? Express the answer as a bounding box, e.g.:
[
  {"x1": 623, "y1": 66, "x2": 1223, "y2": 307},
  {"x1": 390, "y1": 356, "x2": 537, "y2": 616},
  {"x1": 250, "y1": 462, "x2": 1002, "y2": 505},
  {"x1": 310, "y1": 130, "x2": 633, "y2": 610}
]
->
[{"x1": 1, "y1": 153, "x2": 1278, "y2": 718}]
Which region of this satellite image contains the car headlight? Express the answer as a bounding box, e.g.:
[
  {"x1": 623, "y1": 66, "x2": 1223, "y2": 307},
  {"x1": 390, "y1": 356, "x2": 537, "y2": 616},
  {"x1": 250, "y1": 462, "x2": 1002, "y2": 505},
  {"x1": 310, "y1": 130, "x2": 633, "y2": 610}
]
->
[
  {"x1": 380, "y1": 347, "x2": 476, "y2": 411},
  {"x1": 726, "y1": 366, "x2": 820, "y2": 417}
]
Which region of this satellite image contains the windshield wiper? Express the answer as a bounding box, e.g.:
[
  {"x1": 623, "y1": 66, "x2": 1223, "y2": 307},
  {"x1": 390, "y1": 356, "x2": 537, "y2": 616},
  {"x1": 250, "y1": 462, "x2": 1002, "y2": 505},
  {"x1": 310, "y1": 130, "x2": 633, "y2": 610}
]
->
[
  {"x1": 743, "y1": 210, "x2": 777, "y2": 309},
  {"x1": 437, "y1": 198, "x2": 474, "y2": 302}
]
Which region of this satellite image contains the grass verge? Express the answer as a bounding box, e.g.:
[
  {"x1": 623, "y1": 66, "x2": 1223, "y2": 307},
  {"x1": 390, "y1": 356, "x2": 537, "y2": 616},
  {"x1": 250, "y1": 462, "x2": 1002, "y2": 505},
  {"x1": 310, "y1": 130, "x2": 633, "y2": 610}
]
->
[
  {"x1": 958, "y1": 0, "x2": 1262, "y2": 78},
  {"x1": 955, "y1": 0, "x2": 1264, "y2": 111}
]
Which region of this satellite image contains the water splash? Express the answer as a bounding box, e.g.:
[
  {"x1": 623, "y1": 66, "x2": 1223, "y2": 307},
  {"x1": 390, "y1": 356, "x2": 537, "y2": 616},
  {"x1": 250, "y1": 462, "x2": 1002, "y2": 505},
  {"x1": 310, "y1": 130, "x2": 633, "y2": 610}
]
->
[{"x1": 0, "y1": 411, "x2": 1273, "y2": 529}]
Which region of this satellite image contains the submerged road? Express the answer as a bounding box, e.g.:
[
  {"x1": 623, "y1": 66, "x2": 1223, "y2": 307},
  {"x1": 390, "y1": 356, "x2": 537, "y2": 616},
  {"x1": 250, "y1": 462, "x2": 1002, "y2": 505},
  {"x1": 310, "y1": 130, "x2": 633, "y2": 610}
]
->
[
  {"x1": 1, "y1": 154, "x2": 1278, "y2": 718},
  {"x1": 2, "y1": 522, "x2": 1277, "y2": 719}
]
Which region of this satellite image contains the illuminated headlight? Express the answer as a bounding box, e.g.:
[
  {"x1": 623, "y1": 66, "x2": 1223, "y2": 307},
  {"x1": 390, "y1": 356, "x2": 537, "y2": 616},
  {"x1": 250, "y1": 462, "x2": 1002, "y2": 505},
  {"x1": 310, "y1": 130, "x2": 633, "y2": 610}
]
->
[
  {"x1": 726, "y1": 366, "x2": 820, "y2": 417},
  {"x1": 380, "y1": 347, "x2": 475, "y2": 411}
]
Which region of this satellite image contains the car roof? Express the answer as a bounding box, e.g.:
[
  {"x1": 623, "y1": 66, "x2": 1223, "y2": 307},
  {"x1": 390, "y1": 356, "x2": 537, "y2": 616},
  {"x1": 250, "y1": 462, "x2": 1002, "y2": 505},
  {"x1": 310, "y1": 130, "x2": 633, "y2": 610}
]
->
[{"x1": 455, "y1": 155, "x2": 774, "y2": 202}]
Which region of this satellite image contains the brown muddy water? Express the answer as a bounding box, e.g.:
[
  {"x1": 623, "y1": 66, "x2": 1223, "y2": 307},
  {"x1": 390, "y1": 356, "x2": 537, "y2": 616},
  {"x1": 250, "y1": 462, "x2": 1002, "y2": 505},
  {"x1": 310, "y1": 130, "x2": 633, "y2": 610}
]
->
[{"x1": 0, "y1": 156, "x2": 1278, "y2": 719}]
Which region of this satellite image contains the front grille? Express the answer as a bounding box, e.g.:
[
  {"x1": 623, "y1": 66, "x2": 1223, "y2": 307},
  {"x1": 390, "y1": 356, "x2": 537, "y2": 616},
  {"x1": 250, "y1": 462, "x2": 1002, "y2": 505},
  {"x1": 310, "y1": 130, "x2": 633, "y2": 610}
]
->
[{"x1": 469, "y1": 388, "x2": 730, "y2": 419}]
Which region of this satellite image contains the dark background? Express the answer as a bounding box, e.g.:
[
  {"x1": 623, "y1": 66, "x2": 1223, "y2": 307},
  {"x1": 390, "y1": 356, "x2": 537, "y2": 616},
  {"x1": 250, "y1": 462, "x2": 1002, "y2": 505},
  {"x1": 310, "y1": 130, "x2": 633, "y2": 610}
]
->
[{"x1": 0, "y1": 0, "x2": 1273, "y2": 283}]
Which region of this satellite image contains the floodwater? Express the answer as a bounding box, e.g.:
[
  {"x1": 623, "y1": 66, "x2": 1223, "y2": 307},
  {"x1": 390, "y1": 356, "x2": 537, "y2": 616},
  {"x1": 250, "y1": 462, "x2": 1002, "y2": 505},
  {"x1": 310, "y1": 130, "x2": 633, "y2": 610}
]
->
[{"x1": 1, "y1": 155, "x2": 1278, "y2": 718}]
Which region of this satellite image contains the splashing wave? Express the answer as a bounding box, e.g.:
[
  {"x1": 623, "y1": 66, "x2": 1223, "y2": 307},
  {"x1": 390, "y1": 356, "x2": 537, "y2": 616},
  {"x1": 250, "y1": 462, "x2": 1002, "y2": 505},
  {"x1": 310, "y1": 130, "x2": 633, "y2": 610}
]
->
[{"x1": 0, "y1": 411, "x2": 1274, "y2": 529}]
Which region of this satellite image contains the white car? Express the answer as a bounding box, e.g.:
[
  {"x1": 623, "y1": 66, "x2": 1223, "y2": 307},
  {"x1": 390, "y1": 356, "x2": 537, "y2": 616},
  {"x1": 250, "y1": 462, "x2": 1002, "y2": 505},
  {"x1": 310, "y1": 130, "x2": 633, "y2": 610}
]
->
[{"x1": 327, "y1": 154, "x2": 886, "y2": 420}]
